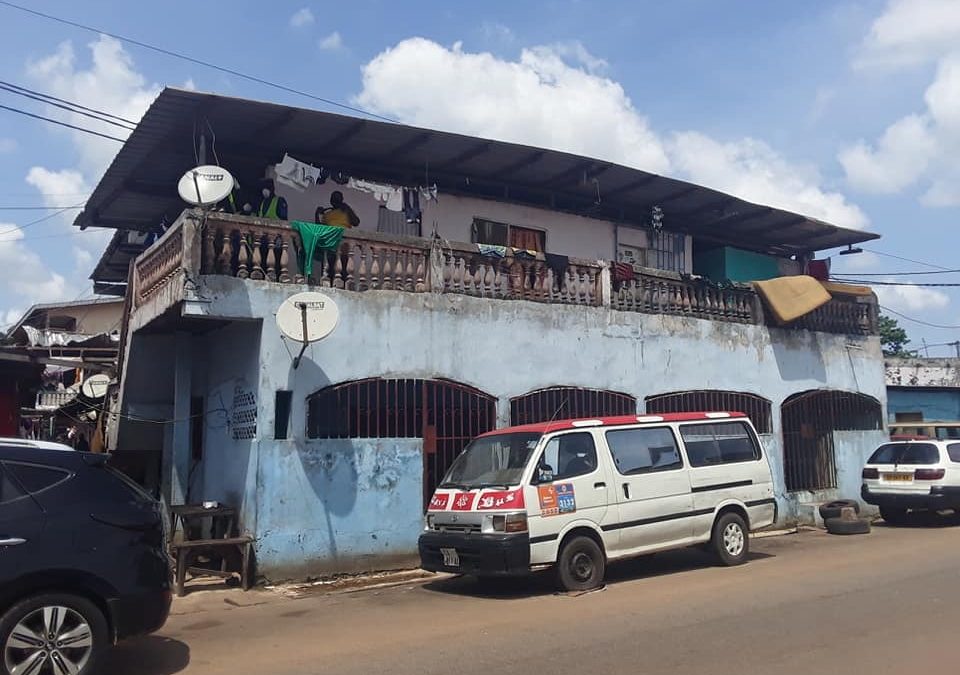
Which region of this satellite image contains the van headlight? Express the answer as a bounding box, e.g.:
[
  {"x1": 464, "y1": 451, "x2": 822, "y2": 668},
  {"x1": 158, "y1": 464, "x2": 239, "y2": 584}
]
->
[
  {"x1": 424, "y1": 514, "x2": 435, "y2": 530},
  {"x1": 490, "y1": 512, "x2": 528, "y2": 533}
]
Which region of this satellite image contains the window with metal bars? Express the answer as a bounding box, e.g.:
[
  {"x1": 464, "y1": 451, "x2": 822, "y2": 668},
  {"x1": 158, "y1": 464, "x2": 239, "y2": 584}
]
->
[
  {"x1": 644, "y1": 390, "x2": 772, "y2": 434},
  {"x1": 648, "y1": 230, "x2": 686, "y2": 272},
  {"x1": 509, "y1": 387, "x2": 637, "y2": 426},
  {"x1": 781, "y1": 390, "x2": 882, "y2": 492}
]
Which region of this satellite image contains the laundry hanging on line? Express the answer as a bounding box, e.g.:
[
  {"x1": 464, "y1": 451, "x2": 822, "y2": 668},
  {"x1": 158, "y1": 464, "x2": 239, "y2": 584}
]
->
[
  {"x1": 348, "y1": 178, "x2": 404, "y2": 212},
  {"x1": 289, "y1": 221, "x2": 345, "y2": 276},
  {"x1": 275, "y1": 153, "x2": 327, "y2": 191}
]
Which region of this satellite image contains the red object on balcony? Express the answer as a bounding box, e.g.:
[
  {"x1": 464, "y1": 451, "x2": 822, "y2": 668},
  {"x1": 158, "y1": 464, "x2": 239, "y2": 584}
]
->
[{"x1": 806, "y1": 259, "x2": 831, "y2": 281}]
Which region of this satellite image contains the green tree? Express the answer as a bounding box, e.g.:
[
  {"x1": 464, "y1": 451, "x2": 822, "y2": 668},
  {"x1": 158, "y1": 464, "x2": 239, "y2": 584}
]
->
[{"x1": 879, "y1": 314, "x2": 915, "y2": 357}]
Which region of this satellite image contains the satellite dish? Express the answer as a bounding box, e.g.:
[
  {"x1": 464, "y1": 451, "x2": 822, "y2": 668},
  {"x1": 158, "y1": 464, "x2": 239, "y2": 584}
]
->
[
  {"x1": 276, "y1": 292, "x2": 339, "y2": 368},
  {"x1": 81, "y1": 373, "x2": 110, "y2": 400},
  {"x1": 177, "y1": 165, "x2": 234, "y2": 206}
]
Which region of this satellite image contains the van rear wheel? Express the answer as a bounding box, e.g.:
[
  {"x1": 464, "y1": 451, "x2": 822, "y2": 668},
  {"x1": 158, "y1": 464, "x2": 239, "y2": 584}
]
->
[
  {"x1": 556, "y1": 536, "x2": 605, "y2": 592},
  {"x1": 712, "y1": 512, "x2": 749, "y2": 566}
]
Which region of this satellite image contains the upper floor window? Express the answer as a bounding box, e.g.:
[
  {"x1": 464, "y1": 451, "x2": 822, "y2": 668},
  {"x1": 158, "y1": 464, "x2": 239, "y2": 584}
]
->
[
  {"x1": 472, "y1": 218, "x2": 545, "y2": 253},
  {"x1": 649, "y1": 230, "x2": 686, "y2": 272}
]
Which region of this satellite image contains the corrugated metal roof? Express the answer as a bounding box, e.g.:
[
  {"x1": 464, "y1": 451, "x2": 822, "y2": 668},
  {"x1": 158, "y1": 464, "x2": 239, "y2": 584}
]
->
[{"x1": 77, "y1": 87, "x2": 879, "y2": 282}]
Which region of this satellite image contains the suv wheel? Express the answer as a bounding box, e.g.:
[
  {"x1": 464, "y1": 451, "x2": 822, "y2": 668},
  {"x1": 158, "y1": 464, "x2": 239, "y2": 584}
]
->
[{"x1": 1, "y1": 593, "x2": 107, "y2": 675}]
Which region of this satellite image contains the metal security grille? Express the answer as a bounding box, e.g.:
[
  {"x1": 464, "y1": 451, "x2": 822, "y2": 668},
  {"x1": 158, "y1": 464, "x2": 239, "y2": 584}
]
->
[
  {"x1": 649, "y1": 230, "x2": 686, "y2": 272},
  {"x1": 510, "y1": 387, "x2": 637, "y2": 426},
  {"x1": 306, "y1": 378, "x2": 497, "y2": 503},
  {"x1": 781, "y1": 390, "x2": 882, "y2": 492},
  {"x1": 645, "y1": 390, "x2": 773, "y2": 434}
]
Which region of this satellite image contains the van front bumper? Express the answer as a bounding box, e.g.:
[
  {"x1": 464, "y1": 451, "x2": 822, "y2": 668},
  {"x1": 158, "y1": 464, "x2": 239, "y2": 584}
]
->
[{"x1": 418, "y1": 531, "x2": 530, "y2": 576}]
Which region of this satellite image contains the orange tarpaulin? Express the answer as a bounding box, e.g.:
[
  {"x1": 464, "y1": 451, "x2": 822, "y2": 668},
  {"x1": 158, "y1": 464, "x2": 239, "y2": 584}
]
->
[
  {"x1": 821, "y1": 281, "x2": 874, "y2": 297},
  {"x1": 753, "y1": 275, "x2": 831, "y2": 324}
]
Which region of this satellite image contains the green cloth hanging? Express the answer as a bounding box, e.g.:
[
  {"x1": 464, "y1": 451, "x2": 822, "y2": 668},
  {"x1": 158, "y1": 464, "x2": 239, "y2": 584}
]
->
[{"x1": 289, "y1": 221, "x2": 346, "y2": 275}]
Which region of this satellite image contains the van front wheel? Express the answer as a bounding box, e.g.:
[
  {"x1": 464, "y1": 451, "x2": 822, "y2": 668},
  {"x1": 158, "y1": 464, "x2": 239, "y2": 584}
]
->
[
  {"x1": 556, "y1": 536, "x2": 605, "y2": 592},
  {"x1": 712, "y1": 512, "x2": 749, "y2": 566}
]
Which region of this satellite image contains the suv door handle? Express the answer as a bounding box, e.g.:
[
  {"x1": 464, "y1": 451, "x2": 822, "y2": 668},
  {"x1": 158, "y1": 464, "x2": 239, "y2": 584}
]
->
[
  {"x1": 0, "y1": 538, "x2": 26, "y2": 546},
  {"x1": 594, "y1": 482, "x2": 606, "y2": 489}
]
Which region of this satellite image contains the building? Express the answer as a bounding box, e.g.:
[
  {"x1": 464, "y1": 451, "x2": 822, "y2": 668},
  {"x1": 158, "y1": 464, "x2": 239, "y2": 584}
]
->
[
  {"x1": 0, "y1": 298, "x2": 123, "y2": 445},
  {"x1": 886, "y1": 357, "x2": 960, "y2": 424},
  {"x1": 82, "y1": 88, "x2": 887, "y2": 580}
]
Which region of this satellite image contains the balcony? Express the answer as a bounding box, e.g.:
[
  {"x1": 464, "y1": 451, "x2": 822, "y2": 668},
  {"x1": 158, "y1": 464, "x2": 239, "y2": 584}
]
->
[{"x1": 132, "y1": 211, "x2": 878, "y2": 337}]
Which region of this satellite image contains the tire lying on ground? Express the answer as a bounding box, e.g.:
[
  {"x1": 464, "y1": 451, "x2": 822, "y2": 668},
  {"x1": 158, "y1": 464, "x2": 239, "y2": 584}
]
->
[
  {"x1": 824, "y1": 517, "x2": 871, "y2": 535},
  {"x1": 819, "y1": 499, "x2": 861, "y2": 520}
]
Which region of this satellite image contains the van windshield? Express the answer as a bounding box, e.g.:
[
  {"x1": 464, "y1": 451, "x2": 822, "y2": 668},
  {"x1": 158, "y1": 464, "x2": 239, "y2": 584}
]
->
[{"x1": 440, "y1": 433, "x2": 542, "y2": 489}]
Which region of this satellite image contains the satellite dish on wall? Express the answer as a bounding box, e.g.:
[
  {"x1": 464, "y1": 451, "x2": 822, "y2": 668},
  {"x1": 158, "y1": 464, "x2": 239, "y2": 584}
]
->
[
  {"x1": 177, "y1": 165, "x2": 234, "y2": 206},
  {"x1": 81, "y1": 373, "x2": 111, "y2": 400},
  {"x1": 276, "y1": 292, "x2": 340, "y2": 368}
]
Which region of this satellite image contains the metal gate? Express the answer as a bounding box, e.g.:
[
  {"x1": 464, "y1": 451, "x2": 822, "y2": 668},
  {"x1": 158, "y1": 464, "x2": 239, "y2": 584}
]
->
[
  {"x1": 645, "y1": 390, "x2": 772, "y2": 433},
  {"x1": 510, "y1": 387, "x2": 636, "y2": 426},
  {"x1": 781, "y1": 390, "x2": 882, "y2": 492},
  {"x1": 306, "y1": 378, "x2": 497, "y2": 505}
]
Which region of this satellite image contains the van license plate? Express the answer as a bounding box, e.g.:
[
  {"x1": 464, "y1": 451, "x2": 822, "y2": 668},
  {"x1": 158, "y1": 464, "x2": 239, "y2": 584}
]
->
[
  {"x1": 884, "y1": 473, "x2": 913, "y2": 482},
  {"x1": 441, "y1": 548, "x2": 459, "y2": 568}
]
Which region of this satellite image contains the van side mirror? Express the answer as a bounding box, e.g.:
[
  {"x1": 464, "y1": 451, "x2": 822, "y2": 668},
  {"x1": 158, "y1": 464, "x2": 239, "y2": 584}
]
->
[{"x1": 536, "y1": 464, "x2": 554, "y2": 485}]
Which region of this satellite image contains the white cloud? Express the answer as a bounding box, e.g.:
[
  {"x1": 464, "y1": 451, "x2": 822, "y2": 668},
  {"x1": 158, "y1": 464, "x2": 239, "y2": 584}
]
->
[
  {"x1": 357, "y1": 38, "x2": 670, "y2": 173},
  {"x1": 357, "y1": 38, "x2": 867, "y2": 230},
  {"x1": 0, "y1": 138, "x2": 15, "y2": 154},
  {"x1": 841, "y1": 51, "x2": 960, "y2": 202},
  {"x1": 838, "y1": 114, "x2": 937, "y2": 193},
  {"x1": 856, "y1": 0, "x2": 960, "y2": 70},
  {"x1": 0, "y1": 228, "x2": 68, "y2": 309},
  {"x1": 874, "y1": 282, "x2": 950, "y2": 313},
  {"x1": 289, "y1": 8, "x2": 315, "y2": 29},
  {"x1": 670, "y1": 132, "x2": 868, "y2": 230},
  {"x1": 26, "y1": 35, "x2": 159, "y2": 178},
  {"x1": 318, "y1": 32, "x2": 343, "y2": 51},
  {"x1": 26, "y1": 167, "x2": 90, "y2": 208},
  {"x1": 73, "y1": 247, "x2": 93, "y2": 272}
]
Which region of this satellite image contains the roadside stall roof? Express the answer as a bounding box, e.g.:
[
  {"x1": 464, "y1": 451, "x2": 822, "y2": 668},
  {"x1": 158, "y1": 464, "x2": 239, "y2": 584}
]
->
[{"x1": 79, "y1": 88, "x2": 879, "y2": 283}]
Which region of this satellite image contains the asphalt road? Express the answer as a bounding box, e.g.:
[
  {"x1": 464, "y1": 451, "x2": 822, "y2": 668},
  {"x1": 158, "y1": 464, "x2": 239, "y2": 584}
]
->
[{"x1": 104, "y1": 518, "x2": 960, "y2": 675}]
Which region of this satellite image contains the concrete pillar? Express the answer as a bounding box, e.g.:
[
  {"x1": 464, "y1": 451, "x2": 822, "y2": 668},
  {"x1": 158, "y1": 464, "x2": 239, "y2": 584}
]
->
[{"x1": 163, "y1": 331, "x2": 193, "y2": 507}]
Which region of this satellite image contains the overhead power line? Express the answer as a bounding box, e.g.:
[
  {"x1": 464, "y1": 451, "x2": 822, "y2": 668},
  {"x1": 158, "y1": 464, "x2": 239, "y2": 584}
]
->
[
  {"x1": 0, "y1": 80, "x2": 135, "y2": 125},
  {"x1": 881, "y1": 306, "x2": 960, "y2": 330},
  {"x1": 0, "y1": 203, "x2": 87, "y2": 237},
  {"x1": 0, "y1": 0, "x2": 399, "y2": 124},
  {"x1": 833, "y1": 269, "x2": 960, "y2": 277},
  {"x1": 833, "y1": 278, "x2": 960, "y2": 287},
  {"x1": 862, "y1": 248, "x2": 953, "y2": 272},
  {"x1": 0, "y1": 103, "x2": 126, "y2": 142},
  {"x1": 0, "y1": 81, "x2": 136, "y2": 130}
]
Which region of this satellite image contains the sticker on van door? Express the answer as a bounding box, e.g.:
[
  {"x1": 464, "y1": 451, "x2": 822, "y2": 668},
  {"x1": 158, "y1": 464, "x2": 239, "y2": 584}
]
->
[{"x1": 538, "y1": 483, "x2": 576, "y2": 517}]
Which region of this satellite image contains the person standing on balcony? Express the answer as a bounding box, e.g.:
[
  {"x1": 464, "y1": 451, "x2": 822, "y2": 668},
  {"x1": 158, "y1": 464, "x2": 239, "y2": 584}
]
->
[
  {"x1": 316, "y1": 190, "x2": 360, "y2": 228},
  {"x1": 257, "y1": 179, "x2": 288, "y2": 220}
]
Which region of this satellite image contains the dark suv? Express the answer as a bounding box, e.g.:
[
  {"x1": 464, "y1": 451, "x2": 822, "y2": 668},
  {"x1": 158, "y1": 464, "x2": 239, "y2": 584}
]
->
[{"x1": 0, "y1": 439, "x2": 171, "y2": 675}]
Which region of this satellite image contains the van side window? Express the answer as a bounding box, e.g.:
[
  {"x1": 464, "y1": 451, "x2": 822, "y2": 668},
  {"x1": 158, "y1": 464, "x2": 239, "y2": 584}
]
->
[
  {"x1": 948, "y1": 444, "x2": 960, "y2": 463},
  {"x1": 605, "y1": 427, "x2": 682, "y2": 475},
  {"x1": 680, "y1": 422, "x2": 760, "y2": 467},
  {"x1": 539, "y1": 433, "x2": 598, "y2": 481}
]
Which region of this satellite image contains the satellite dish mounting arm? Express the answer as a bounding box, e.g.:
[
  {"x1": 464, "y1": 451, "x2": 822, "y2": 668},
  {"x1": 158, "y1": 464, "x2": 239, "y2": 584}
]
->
[{"x1": 293, "y1": 302, "x2": 311, "y2": 369}]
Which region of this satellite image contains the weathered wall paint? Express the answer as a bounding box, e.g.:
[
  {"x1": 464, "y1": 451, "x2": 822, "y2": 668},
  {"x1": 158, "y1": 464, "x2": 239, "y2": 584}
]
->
[
  {"x1": 160, "y1": 277, "x2": 887, "y2": 577},
  {"x1": 254, "y1": 438, "x2": 423, "y2": 580},
  {"x1": 885, "y1": 357, "x2": 960, "y2": 388}
]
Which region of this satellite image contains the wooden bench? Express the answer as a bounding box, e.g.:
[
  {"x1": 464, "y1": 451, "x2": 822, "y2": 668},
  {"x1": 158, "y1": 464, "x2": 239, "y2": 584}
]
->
[{"x1": 171, "y1": 536, "x2": 253, "y2": 597}]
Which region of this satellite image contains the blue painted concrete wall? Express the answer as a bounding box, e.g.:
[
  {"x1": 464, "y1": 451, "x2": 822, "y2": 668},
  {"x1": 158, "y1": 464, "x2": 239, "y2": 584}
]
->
[
  {"x1": 255, "y1": 439, "x2": 423, "y2": 579},
  {"x1": 887, "y1": 388, "x2": 960, "y2": 422},
  {"x1": 174, "y1": 276, "x2": 888, "y2": 578}
]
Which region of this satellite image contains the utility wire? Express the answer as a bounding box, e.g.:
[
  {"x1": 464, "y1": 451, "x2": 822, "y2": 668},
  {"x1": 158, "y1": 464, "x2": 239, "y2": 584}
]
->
[
  {"x1": 862, "y1": 248, "x2": 953, "y2": 272},
  {"x1": 833, "y1": 269, "x2": 960, "y2": 277},
  {"x1": 832, "y1": 278, "x2": 960, "y2": 287},
  {"x1": 0, "y1": 103, "x2": 126, "y2": 142},
  {"x1": 0, "y1": 203, "x2": 87, "y2": 237},
  {"x1": 0, "y1": 82, "x2": 136, "y2": 130},
  {"x1": 881, "y1": 306, "x2": 960, "y2": 330},
  {"x1": 0, "y1": 79, "x2": 136, "y2": 125},
  {"x1": 0, "y1": 0, "x2": 399, "y2": 124},
  {"x1": 0, "y1": 206, "x2": 85, "y2": 210}
]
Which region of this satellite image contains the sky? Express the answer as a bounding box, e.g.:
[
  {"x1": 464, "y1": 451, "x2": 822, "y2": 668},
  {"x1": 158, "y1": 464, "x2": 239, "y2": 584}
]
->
[{"x1": 0, "y1": 0, "x2": 958, "y2": 353}]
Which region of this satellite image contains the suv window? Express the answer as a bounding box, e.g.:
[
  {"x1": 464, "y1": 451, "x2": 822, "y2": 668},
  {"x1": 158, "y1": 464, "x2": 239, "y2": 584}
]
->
[
  {"x1": 540, "y1": 433, "x2": 598, "y2": 481},
  {"x1": 949, "y1": 444, "x2": 960, "y2": 463},
  {"x1": 606, "y1": 427, "x2": 682, "y2": 475},
  {"x1": 680, "y1": 422, "x2": 761, "y2": 467},
  {"x1": 4, "y1": 463, "x2": 71, "y2": 494},
  {"x1": 868, "y1": 443, "x2": 940, "y2": 465},
  {"x1": 0, "y1": 466, "x2": 26, "y2": 504}
]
